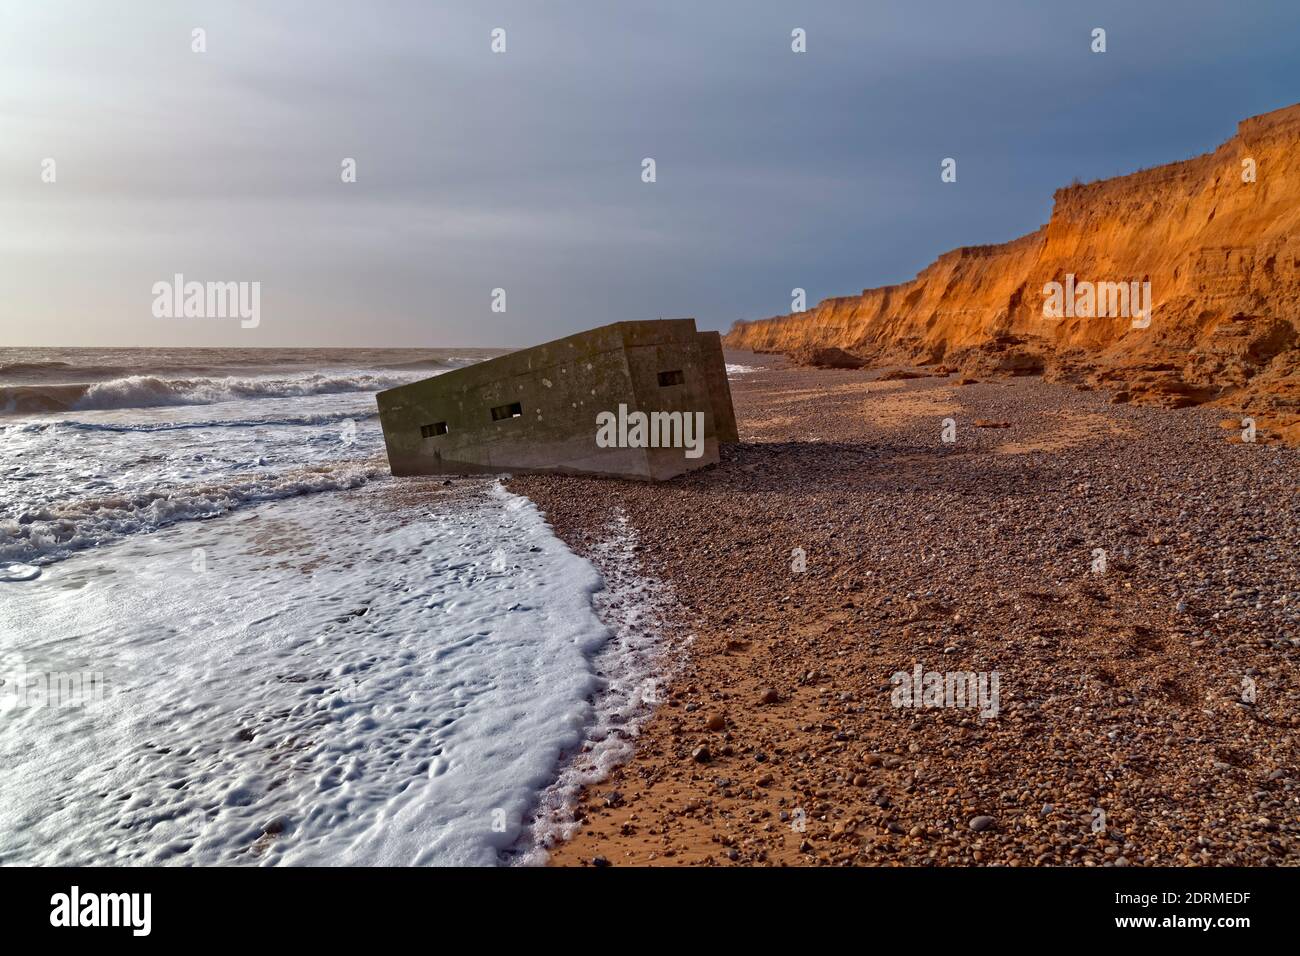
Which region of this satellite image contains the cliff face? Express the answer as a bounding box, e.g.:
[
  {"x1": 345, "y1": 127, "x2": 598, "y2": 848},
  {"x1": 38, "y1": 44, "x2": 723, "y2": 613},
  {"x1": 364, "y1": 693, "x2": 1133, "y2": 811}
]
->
[{"x1": 724, "y1": 103, "x2": 1300, "y2": 440}]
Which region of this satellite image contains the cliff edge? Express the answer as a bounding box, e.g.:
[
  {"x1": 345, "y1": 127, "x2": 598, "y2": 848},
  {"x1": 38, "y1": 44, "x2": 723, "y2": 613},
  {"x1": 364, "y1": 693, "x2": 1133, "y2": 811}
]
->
[{"x1": 723, "y1": 103, "x2": 1300, "y2": 442}]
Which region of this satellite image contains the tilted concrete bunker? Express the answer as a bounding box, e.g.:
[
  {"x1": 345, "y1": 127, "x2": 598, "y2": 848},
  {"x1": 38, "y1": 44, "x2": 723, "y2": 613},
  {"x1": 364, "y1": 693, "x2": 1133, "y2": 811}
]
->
[{"x1": 376, "y1": 319, "x2": 739, "y2": 480}]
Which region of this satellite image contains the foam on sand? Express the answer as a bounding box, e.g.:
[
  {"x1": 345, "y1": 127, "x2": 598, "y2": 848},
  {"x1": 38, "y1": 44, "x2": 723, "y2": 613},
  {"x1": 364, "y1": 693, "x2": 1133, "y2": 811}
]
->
[
  {"x1": 513, "y1": 507, "x2": 682, "y2": 863},
  {"x1": 0, "y1": 482, "x2": 631, "y2": 866}
]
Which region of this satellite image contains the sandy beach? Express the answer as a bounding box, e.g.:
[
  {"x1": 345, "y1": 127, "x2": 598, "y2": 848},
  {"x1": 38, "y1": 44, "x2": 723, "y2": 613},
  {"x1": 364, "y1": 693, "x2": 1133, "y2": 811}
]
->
[
  {"x1": 512, "y1": 353, "x2": 1299, "y2": 866},
  {"x1": 11, "y1": 4, "x2": 1300, "y2": 940}
]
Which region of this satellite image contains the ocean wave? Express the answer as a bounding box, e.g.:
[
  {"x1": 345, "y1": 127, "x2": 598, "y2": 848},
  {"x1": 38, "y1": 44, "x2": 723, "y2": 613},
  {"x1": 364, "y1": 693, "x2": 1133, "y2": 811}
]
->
[
  {"x1": 0, "y1": 361, "x2": 73, "y2": 374},
  {"x1": 0, "y1": 361, "x2": 229, "y2": 381},
  {"x1": 377, "y1": 357, "x2": 450, "y2": 371},
  {"x1": 5, "y1": 409, "x2": 378, "y2": 435},
  {"x1": 0, "y1": 372, "x2": 422, "y2": 416},
  {"x1": 0, "y1": 462, "x2": 383, "y2": 568}
]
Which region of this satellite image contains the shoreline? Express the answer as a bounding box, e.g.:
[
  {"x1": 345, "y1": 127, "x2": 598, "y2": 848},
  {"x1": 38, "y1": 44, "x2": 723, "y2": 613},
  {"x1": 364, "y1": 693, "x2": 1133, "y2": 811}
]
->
[{"x1": 511, "y1": 356, "x2": 1299, "y2": 866}]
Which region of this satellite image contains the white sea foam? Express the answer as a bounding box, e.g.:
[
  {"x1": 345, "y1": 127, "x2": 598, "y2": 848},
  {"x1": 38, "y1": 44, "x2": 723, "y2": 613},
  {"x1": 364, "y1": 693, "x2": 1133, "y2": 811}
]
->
[
  {"x1": 1, "y1": 389, "x2": 392, "y2": 566},
  {"x1": 726, "y1": 363, "x2": 761, "y2": 376},
  {"x1": 0, "y1": 461, "x2": 381, "y2": 566},
  {"x1": 9, "y1": 409, "x2": 374, "y2": 434},
  {"x1": 0, "y1": 348, "x2": 671, "y2": 866},
  {"x1": 513, "y1": 508, "x2": 683, "y2": 864},
  {"x1": 0, "y1": 563, "x2": 41, "y2": 582},
  {"x1": 0, "y1": 482, "x2": 628, "y2": 866}
]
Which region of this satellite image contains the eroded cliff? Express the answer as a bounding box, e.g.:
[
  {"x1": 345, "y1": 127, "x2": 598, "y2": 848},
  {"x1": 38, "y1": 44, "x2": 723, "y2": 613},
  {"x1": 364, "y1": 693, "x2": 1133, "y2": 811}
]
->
[{"x1": 724, "y1": 103, "x2": 1300, "y2": 441}]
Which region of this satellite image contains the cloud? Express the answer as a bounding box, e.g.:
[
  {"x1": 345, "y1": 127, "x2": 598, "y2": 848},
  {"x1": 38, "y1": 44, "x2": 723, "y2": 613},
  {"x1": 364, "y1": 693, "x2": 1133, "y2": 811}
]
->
[{"x1": 2, "y1": 0, "x2": 1298, "y2": 346}]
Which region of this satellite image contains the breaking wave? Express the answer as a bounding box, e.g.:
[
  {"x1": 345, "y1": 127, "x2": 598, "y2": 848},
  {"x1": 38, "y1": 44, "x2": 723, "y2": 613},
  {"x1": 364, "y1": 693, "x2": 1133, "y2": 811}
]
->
[
  {"x1": 0, "y1": 461, "x2": 383, "y2": 567},
  {"x1": 4, "y1": 409, "x2": 377, "y2": 435},
  {"x1": 376, "y1": 357, "x2": 451, "y2": 371},
  {"x1": 0, "y1": 372, "x2": 417, "y2": 416}
]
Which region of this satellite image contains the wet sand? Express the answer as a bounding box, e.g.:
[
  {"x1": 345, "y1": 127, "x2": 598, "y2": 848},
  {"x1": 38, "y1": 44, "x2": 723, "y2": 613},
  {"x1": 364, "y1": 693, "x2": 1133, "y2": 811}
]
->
[{"x1": 511, "y1": 355, "x2": 1300, "y2": 866}]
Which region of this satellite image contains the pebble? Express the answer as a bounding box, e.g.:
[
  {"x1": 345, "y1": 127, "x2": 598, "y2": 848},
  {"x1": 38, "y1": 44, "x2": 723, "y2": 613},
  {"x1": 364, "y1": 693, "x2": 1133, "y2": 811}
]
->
[{"x1": 512, "y1": 368, "x2": 1300, "y2": 868}]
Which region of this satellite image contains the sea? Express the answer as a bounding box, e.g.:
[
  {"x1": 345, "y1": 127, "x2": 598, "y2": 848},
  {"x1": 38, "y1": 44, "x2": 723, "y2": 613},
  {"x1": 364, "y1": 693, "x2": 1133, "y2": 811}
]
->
[{"x1": 0, "y1": 347, "x2": 673, "y2": 865}]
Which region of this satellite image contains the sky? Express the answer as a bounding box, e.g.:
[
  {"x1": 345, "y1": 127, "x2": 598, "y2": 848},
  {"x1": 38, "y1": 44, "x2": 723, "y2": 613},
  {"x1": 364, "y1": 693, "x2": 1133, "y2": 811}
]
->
[{"x1": 2, "y1": 0, "x2": 1298, "y2": 348}]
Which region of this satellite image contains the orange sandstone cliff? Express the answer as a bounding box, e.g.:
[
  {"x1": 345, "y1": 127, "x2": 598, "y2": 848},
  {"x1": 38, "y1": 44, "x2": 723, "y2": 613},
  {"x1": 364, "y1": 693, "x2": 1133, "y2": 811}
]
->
[{"x1": 723, "y1": 103, "x2": 1300, "y2": 440}]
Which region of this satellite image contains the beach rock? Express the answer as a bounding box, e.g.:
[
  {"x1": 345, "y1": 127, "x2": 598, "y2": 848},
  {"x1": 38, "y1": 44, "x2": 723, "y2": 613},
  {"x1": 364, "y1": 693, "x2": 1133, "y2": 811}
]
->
[
  {"x1": 788, "y1": 346, "x2": 869, "y2": 369},
  {"x1": 969, "y1": 815, "x2": 996, "y2": 833},
  {"x1": 513, "y1": 339, "x2": 1300, "y2": 868}
]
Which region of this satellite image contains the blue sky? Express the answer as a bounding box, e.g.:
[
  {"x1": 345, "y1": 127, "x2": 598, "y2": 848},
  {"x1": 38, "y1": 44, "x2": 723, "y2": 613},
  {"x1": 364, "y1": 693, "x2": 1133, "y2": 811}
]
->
[{"x1": 2, "y1": 0, "x2": 1297, "y2": 347}]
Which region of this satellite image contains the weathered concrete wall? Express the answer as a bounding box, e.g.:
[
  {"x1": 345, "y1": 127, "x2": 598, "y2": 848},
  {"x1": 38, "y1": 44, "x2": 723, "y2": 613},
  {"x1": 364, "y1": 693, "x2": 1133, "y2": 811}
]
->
[
  {"x1": 623, "y1": 331, "x2": 719, "y2": 481},
  {"x1": 697, "y1": 330, "x2": 740, "y2": 443},
  {"x1": 376, "y1": 318, "x2": 737, "y2": 480}
]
